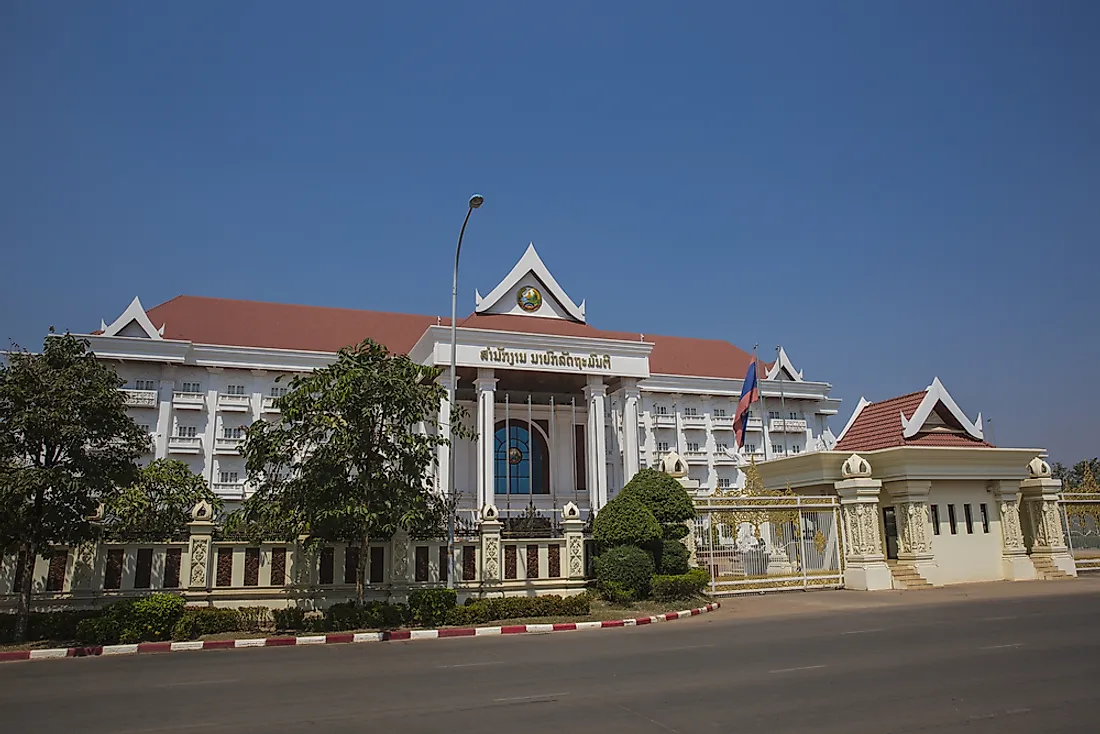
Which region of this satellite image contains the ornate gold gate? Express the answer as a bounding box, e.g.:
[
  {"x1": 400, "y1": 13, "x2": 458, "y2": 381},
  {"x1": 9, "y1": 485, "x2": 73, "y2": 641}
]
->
[{"x1": 1061, "y1": 466, "x2": 1100, "y2": 573}]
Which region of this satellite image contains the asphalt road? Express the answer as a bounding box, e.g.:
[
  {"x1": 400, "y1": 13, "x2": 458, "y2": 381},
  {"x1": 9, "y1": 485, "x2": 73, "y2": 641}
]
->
[{"x1": 4, "y1": 580, "x2": 1100, "y2": 733}]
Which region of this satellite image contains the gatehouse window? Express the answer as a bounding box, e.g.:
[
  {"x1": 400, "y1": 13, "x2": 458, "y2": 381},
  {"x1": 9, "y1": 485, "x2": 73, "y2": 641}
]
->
[
  {"x1": 931, "y1": 505, "x2": 941, "y2": 535},
  {"x1": 979, "y1": 504, "x2": 990, "y2": 533},
  {"x1": 963, "y1": 504, "x2": 974, "y2": 534},
  {"x1": 947, "y1": 504, "x2": 958, "y2": 535},
  {"x1": 494, "y1": 419, "x2": 549, "y2": 495}
]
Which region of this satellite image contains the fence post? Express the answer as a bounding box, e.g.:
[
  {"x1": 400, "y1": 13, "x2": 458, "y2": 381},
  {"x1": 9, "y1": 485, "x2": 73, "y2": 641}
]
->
[
  {"x1": 834, "y1": 454, "x2": 892, "y2": 591},
  {"x1": 479, "y1": 504, "x2": 502, "y2": 592},
  {"x1": 71, "y1": 503, "x2": 104, "y2": 597},
  {"x1": 389, "y1": 528, "x2": 411, "y2": 603},
  {"x1": 186, "y1": 501, "x2": 215, "y2": 591},
  {"x1": 561, "y1": 502, "x2": 586, "y2": 581},
  {"x1": 1019, "y1": 457, "x2": 1077, "y2": 577}
]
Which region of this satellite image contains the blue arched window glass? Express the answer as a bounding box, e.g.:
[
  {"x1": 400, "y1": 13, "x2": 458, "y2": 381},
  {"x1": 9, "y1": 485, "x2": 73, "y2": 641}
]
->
[{"x1": 494, "y1": 420, "x2": 549, "y2": 495}]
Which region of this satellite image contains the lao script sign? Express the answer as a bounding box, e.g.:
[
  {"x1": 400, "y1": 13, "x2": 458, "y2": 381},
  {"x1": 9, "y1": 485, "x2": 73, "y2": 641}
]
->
[{"x1": 479, "y1": 347, "x2": 612, "y2": 372}]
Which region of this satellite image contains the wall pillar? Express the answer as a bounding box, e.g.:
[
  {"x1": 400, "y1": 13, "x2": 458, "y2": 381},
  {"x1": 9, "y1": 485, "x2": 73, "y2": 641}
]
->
[
  {"x1": 834, "y1": 454, "x2": 892, "y2": 591},
  {"x1": 885, "y1": 479, "x2": 939, "y2": 584},
  {"x1": 475, "y1": 369, "x2": 497, "y2": 510},
  {"x1": 584, "y1": 377, "x2": 609, "y2": 510},
  {"x1": 389, "y1": 528, "x2": 411, "y2": 603},
  {"x1": 561, "y1": 502, "x2": 586, "y2": 581},
  {"x1": 621, "y1": 380, "x2": 641, "y2": 485},
  {"x1": 988, "y1": 480, "x2": 1036, "y2": 580},
  {"x1": 186, "y1": 501, "x2": 215, "y2": 591},
  {"x1": 1019, "y1": 458, "x2": 1077, "y2": 577},
  {"x1": 479, "y1": 504, "x2": 502, "y2": 591}
]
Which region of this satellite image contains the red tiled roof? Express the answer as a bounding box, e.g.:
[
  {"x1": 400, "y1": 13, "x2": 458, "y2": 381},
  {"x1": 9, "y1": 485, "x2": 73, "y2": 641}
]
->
[
  {"x1": 835, "y1": 390, "x2": 993, "y2": 452},
  {"x1": 141, "y1": 296, "x2": 761, "y2": 380}
]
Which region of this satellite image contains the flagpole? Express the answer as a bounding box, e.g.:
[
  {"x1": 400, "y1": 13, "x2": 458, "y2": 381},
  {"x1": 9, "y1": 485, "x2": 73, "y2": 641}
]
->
[
  {"x1": 777, "y1": 346, "x2": 788, "y2": 458},
  {"x1": 757, "y1": 344, "x2": 769, "y2": 461}
]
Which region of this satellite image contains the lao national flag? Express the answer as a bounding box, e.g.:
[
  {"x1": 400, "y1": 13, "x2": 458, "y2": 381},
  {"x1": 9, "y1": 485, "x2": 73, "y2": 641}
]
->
[{"x1": 734, "y1": 362, "x2": 759, "y2": 449}]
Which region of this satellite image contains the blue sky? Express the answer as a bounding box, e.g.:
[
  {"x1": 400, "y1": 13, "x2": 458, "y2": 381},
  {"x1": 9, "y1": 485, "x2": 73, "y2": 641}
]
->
[{"x1": 2, "y1": 2, "x2": 1097, "y2": 463}]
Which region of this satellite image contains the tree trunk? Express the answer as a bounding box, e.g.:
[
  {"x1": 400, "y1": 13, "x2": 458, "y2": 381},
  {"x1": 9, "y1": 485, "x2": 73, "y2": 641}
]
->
[
  {"x1": 14, "y1": 541, "x2": 37, "y2": 643},
  {"x1": 356, "y1": 532, "x2": 370, "y2": 607}
]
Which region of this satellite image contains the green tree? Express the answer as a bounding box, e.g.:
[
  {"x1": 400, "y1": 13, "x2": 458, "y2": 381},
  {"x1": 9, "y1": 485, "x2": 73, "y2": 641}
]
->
[
  {"x1": 0, "y1": 334, "x2": 146, "y2": 641},
  {"x1": 104, "y1": 459, "x2": 221, "y2": 542},
  {"x1": 1054, "y1": 458, "x2": 1100, "y2": 490},
  {"x1": 235, "y1": 338, "x2": 458, "y2": 605},
  {"x1": 592, "y1": 496, "x2": 661, "y2": 549}
]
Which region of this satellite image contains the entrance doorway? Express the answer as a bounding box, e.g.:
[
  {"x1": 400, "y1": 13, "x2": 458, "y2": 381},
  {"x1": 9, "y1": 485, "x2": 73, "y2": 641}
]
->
[{"x1": 882, "y1": 507, "x2": 899, "y2": 560}]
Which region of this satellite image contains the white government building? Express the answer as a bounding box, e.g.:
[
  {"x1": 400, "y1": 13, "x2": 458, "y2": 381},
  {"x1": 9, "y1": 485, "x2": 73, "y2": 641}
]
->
[{"x1": 82, "y1": 244, "x2": 839, "y2": 525}]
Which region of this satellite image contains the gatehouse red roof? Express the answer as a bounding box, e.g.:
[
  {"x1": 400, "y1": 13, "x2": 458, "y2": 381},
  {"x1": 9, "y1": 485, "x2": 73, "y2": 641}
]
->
[{"x1": 835, "y1": 391, "x2": 993, "y2": 452}]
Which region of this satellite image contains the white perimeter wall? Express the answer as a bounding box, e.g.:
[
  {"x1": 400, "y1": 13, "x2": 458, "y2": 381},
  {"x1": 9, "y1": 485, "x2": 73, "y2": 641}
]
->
[{"x1": 928, "y1": 481, "x2": 1004, "y2": 584}]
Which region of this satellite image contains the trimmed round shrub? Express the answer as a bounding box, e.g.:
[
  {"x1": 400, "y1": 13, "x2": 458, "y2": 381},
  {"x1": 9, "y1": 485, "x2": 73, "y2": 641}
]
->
[
  {"x1": 595, "y1": 545, "x2": 655, "y2": 601},
  {"x1": 657, "y1": 539, "x2": 690, "y2": 575},
  {"x1": 662, "y1": 523, "x2": 690, "y2": 541},
  {"x1": 593, "y1": 496, "x2": 661, "y2": 549},
  {"x1": 409, "y1": 588, "x2": 457, "y2": 627},
  {"x1": 619, "y1": 468, "x2": 695, "y2": 526}
]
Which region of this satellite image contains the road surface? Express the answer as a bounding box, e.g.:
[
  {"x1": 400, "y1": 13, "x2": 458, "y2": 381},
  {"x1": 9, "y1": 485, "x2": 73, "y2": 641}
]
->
[{"x1": 3, "y1": 579, "x2": 1099, "y2": 733}]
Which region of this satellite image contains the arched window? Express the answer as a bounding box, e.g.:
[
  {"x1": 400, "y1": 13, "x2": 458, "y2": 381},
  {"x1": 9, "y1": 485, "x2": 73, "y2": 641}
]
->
[{"x1": 494, "y1": 419, "x2": 549, "y2": 495}]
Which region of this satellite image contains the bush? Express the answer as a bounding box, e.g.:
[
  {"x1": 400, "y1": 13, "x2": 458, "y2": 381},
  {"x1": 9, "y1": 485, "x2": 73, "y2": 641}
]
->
[
  {"x1": 124, "y1": 594, "x2": 187, "y2": 643},
  {"x1": 598, "y1": 581, "x2": 636, "y2": 606},
  {"x1": 593, "y1": 497, "x2": 661, "y2": 549},
  {"x1": 595, "y1": 545, "x2": 655, "y2": 600},
  {"x1": 171, "y1": 607, "x2": 242, "y2": 641},
  {"x1": 619, "y1": 468, "x2": 695, "y2": 526},
  {"x1": 76, "y1": 616, "x2": 118, "y2": 646},
  {"x1": 651, "y1": 568, "x2": 710, "y2": 602},
  {"x1": 237, "y1": 607, "x2": 272, "y2": 633},
  {"x1": 0, "y1": 610, "x2": 100, "y2": 644},
  {"x1": 662, "y1": 523, "x2": 690, "y2": 541},
  {"x1": 272, "y1": 607, "x2": 308, "y2": 632},
  {"x1": 657, "y1": 539, "x2": 690, "y2": 575},
  {"x1": 409, "y1": 588, "x2": 458, "y2": 627},
  {"x1": 444, "y1": 594, "x2": 590, "y2": 626}
]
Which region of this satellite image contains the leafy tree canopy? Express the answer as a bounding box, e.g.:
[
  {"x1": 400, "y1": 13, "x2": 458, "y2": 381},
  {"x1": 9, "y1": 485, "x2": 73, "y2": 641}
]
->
[
  {"x1": 1052, "y1": 458, "x2": 1100, "y2": 491},
  {"x1": 104, "y1": 459, "x2": 221, "y2": 542},
  {"x1": 0, "y1": 333, "x2": 146, "y2": 640},
  {"x1": 235, "y1": 338, "x2": 462, "y2": 603},
  {"x1": 592, "y1": 495, "x2": 661, "y2": 549}
]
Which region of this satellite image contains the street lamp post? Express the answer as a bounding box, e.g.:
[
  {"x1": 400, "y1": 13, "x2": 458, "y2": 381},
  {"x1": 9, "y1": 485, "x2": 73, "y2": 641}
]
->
[{"x1": 447, "y1": 194, "x2": 483, "y2": 589}]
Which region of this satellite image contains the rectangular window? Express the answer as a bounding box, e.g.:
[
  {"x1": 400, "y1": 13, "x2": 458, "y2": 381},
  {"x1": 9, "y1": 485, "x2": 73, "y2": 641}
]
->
[
  {"x1": 931, "y1": 505, "x2": 941, "y2": 535},
  {"x1": 769, "y1": 411, "x2": 780, "y2": 419},
  {"x1": 176, "y1": 425, "x2": 197, "y2": 438},
  {"x1": 715, "y1": 443, "x2": 729, "y2": 452},
  {"x1": 947, "y1": 504, "x2": 958, "y2": 535},
  {"x1": 244, "y1": 547, "x2": 260, "y2": 586},
  {"x1": 223, "y1": 426, "x2": 244, "y2": 439},
  {"x1": 138, "y1": 424, "x2": 151, "y2": 434},
  {"x1": 963, "y1": 504, "x2": 974, "y2": 534},
  {"x1": 654, "y1": 405, "x2": 668, "y2": 415},
  {"x1": 717, "y1": 478, "x2": 732, "y2": 489},
  {"x1": 714, "y1": 408, "x2": 727, "y2": 417},
  {"x1": 369, "y1": 546, "x2": 385, "y2": 584},
  {"x1": 772, "y1": 444, "x2": 785, "y2": 455},
  {"x1": 687, "y1": 442, "x2": 700, "y2": 452},
  {"x1": 104, "y1": 549, "x2": 124, "y2": 590},
  {"x1": 684, "y1": 407, "x2": 698, "y2": 416},
  {"x1": 319, "y1": 547, "x2": 334, "y2": 585},
  {"x1": 415, "y1": 545, "x2": 429, "y2": 582},
  {"x1": 226, "y1": 384, "x2": 246, "y2": 396},
  {"x1": 181, "y1": 382, "x2": 202, "y2": 393},
  {"x1": 270, "y1": 386, "x2": 288, "y2": 397},
  {"x1": 791, "y1": 445, "x2": 802, "y2": 454},
  {"x1": 746, "y1": 443, "x2": 757, "y2": 453},
  {"x1": 439, "y1": 545, "x2": 449, "y2": 584},
  {"x1": 216, "y1": 548, "x2": 233, "y2": 587},
  {"x1": 526, "y1": 544, "x2": 539, "y2": 579},
  {"x1": 657, "y1": 441, "x2": 670, "y2": 453},
  {"x1": 980, "y1": 503, "x2": 990, "y2": 533},
  {"x1": 504, "y1": 545, "x2": 517, "y2": 580},
  {"x1": 164, "y1": 548, "x2": 182, "y2": 588},
  {"x1": 789, "y1": 411, "x2": 799, "y2": 420},
  {"x1": 135, "y1": 379, "x2": 157, "y2": 391},
  {"x1": 462, "y1": 545, "x2": 476, "y2": 581},
  {"x1": 46, "y1": 550, "x2": 68, "y2": 592},
  {"x1": 134, "y1": 548, "x2": 153, "y2": 589},
  {"x1": 345, "y1": 547, "x2": 360, "y2": 585},
  {"x1": 574, "y1": 425, "x2": 587, "y2": 492},
  {"x1": 269, "y1": 548, "x2": 286, "y2": 586},
  {"x1": 548, "y1": 544, "x2": 561, "y2": 578},
  {"x1": 219, "y1": 471, "x2": 239, "y2": 484}
]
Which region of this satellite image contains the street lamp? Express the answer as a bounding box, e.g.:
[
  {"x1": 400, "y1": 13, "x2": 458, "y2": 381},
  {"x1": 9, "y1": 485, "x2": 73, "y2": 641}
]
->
[{"x1": 447, "y1": 194, "x2": 483, "y2": 588}]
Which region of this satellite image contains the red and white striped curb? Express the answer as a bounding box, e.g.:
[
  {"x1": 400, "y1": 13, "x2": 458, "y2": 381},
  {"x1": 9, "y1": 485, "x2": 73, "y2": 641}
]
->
[{"x1": 0, "y1": 602, "x2": 719, "y2": 664}]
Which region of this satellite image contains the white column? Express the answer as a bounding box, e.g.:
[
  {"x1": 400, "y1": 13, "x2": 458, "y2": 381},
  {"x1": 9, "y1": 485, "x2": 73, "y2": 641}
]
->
[
  {"x1": 885, "y1": 479, "x2": 939, "y2": 584},
  {"x1": 621, "y1": 380, "x2": 641, "y2": 483},
  {"x1": 475, "y1": 369, "x2": 497, "y2": 510},
  {"x1": 834, "y1": 454, "x2": 892, "y2": 591},
  {"x1": 1019, "y1": 459, "x2": 1077, "y2": 577},
  {"x1": 584, "y1": 377, "x2": 609, "y2": 510},
  {"x1": 154, "y1": 376, "x2": 174, "y2": 460},
  {"x1": 438, "y1": 375, "x2": 456, "y2": 499},
  {"x1": 989, "y1": 480, "x2": 1036, "y2": 580}
]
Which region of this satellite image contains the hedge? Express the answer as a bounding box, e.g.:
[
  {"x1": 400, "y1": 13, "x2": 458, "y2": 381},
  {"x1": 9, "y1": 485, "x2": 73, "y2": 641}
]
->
[
  {"x1": 170, "y1": 607, "x2": 242, "y2": 641},
  {"x1": 594, "y1": 545, "x2": 655, "y2": 601},
  {"x1": 0, "y1": 610, "x2": 100, "y2": 644},
  {"x1": 75, "y1": 594, "x2": 187, "y2": 645},
  {"x1": 409, "y1": 588, "x2": 457, "y2": 627},
  {"x1": 592, "y1": 496, "x2": 661, "y2": 549},
  {"x1": 444, "y1": 594, "x2": 590, "y2": 626},
  {"x1": 651, "y1": 568, "x2": 710, "y2": 602}
]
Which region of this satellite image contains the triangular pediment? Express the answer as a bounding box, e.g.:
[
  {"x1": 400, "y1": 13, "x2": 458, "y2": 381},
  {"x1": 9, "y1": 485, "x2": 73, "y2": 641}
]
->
[
  {"x1": 765, "y1": 346, "x2": 804, "y2": 382},
  {"x1": 474, "y1": 243, "x2": 586, "y2": 323},
  {"x1": 101, "y1": 297, "x2": 164, "y2": 340},
  {"x1": 900, "y1": 377, "x2": 983, "y2": 441}
]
